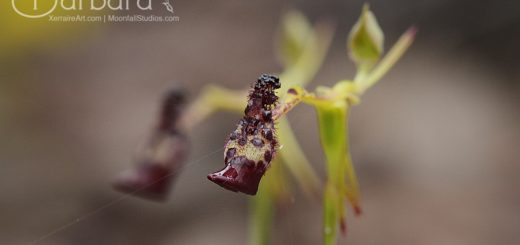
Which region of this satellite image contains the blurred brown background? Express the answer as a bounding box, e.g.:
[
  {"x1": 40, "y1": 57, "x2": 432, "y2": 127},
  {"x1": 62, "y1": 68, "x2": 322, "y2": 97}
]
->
[{"x1": 1, "y1": 0, "x2": 519, "y2": 244}]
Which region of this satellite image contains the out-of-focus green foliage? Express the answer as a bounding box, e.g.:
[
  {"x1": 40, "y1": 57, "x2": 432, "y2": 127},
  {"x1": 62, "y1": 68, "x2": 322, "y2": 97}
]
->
[{"x1": 277, "y1": 11, "x2": 313, "y2": 68}]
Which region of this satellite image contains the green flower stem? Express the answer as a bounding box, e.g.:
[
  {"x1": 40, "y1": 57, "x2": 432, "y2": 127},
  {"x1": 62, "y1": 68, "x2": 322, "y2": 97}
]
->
[
  {"x1": 315, "y1": 101, "x2": 355, "y2": 245},
  {"x1": 353, "y1": 62, "x2": 372, "y2": 84},
  {"x1": 355, "y1": 27, "x2": 416, "y2": 94},
  {"x1": 313, "y1": 99, "x2": 361, "y2": 245},
  {"x1": 249, "y1": 181, "x2": 274, "y2": 245},
  {"x1": 249, "y1": 158, "x2": 290, "y2": 245},
  {"x1": 181, "y1": 85, "x2": 247, "y2": 131},
  {"x1": 323, "y1": 182, "x2": 340, "y2": 245},
  {"x1": 316, "y1": 102, "x2": 348, "y2": 190},
  {"x1": 272, "y1": 87, "x2": 304, "y2": 121}
]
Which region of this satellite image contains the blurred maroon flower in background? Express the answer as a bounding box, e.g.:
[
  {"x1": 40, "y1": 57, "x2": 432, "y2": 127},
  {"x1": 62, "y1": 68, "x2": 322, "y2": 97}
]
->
[{"x1": 113, "y1": 89, "x2": 189, "y2": 201}]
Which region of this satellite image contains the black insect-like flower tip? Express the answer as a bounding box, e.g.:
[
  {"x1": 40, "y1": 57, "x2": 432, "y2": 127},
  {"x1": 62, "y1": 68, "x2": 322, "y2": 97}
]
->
[
  {"x1": 256, "y1": 74, "x2": 281, "y2": 90},
  {"x1": 208, "y1": 74, "x2": 280, "y2": 195},
  {"x1": 113, "y1": 88, "x2": 189, "y2": 201}
]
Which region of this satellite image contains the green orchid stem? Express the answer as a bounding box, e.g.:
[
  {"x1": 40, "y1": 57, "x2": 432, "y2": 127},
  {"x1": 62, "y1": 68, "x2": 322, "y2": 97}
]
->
[
  {"x1": 316, "y1": 102, "x2": 348, "y2": 188},
  {"x1": 324, "y1": 182, "x2": 341, "y2": 245},
  {"x1": 353, "y1": 62, "x2": 373, "y2": 84},
  {"x1": 249, "y1": 158, "x2": 290, "y2": 245},
  {"x1": 181, "y1": 85, "x2": 246, "y2": 131},
  {"x1": 355, "y1": 27, "x2": 416, "y2": 94},
  {"x1": 249, "y1": 183, "x2": 274, "y2": 245},
  {"x1": 316, "y1": 102, "x2": 348, "y2": 245},
  {"x1": 314, "y1": 100, "x2": 363, "y2": 244}
]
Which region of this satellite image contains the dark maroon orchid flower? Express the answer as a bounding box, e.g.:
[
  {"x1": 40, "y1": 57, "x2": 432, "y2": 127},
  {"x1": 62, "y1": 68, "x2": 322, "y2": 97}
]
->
[
  {"x1": 112, "y1": 160, "x2": 175, "y2": 201},
  {"x1": 113, "y1": 89, "x2": 189, "y2": 201},
  {"x1": 208, "y1": 74, "x2": 280, "y2": 195}
]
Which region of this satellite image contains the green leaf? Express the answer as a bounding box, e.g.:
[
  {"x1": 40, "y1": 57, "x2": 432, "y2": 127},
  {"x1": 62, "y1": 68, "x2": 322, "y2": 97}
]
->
[
  {"x1": 347, "y1": 4, "x2": 384, "y2": 67},
  {"x1": 249, "y1": 158, "x2": 289, "y2": 245}
]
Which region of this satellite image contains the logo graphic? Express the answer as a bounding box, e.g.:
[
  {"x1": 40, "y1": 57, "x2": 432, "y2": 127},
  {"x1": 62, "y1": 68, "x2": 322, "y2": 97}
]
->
[
  {"x1": 12, "y1": 0, "x2": 58, "y2": 18},
  {"x1": 12, "y1": 0, "x2": 179, "y2": 23},
  {"x1": 163, "y1": 0, "x2": 174, "y2": 14}
]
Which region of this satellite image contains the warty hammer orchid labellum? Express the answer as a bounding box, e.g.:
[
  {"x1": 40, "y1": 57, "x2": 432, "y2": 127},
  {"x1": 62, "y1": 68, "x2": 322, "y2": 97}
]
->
[{"x1": 207, "y1": 74, "x2": 280, "y2": 195}]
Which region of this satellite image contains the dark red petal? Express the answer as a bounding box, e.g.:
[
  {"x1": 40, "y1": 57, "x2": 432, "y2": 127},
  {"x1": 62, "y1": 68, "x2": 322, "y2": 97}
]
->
[
  {"x1": 207, "y1": 158, "x2": 266, "y2": 195},
  {"x1": 113, "y1": 162, "x2": 174, "y2": 201}
]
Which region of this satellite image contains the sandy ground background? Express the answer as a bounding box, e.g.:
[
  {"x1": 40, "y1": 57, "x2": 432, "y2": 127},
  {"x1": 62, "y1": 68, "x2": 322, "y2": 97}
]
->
[{"x1": 0, "y1": 0, "x2": 519, "y2": 244}]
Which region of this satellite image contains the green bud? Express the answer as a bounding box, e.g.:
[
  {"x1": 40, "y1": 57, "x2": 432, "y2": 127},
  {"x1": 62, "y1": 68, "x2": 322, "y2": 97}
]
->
[{"x1": 347, "y1": 4, "x2": 384, "y2": 66}]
